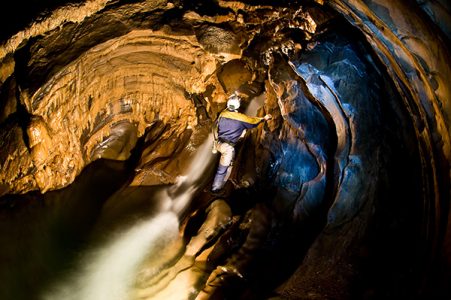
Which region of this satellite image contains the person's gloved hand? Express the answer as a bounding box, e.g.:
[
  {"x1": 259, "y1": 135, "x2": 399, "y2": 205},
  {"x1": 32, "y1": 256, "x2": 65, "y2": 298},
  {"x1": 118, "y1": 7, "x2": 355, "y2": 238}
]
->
[{"x1": 263, "y1": 114, "x2": 273, "y2": 121}]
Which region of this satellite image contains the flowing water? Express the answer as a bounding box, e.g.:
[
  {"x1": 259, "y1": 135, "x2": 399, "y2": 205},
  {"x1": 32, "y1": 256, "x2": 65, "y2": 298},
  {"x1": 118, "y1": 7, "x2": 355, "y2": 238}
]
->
[
  {"x1": 44, "y1": 213, "x2": 180, "y2": 300},
  {"x1": 0, "y1": 134, "x2": 216, "y2": 300},
  {"x1": 42, "y1": 134, "x2": 216, "y2": 300}
]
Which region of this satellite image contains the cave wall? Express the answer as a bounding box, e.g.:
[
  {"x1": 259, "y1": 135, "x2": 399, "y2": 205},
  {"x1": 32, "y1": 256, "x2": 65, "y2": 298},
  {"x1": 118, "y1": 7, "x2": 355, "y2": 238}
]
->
[
  {"x1": 1, "y1": 27, "x2": 219, "y2": 193},
  {"x1": 0, "y1": 0, "x2": 319, "y2": 195},
  {"x1": 269, "y1": 24, "x2": 424, "y2": 299},
  {"x1": 303, "y1": 1, "x2": 451, "y2": 297},
  {"x1": 0, "y1": 1, "x2": 239, "y2": 194},
  {"x1": 264, "y1": 1, "x2": 451, "y2": 298},
  {"x1": 0, "y1": 0, "x2": 450, "y2": 299}
]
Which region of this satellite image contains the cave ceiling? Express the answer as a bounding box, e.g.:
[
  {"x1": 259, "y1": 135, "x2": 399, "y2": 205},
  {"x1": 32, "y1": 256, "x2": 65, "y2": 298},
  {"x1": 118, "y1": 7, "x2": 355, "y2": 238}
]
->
[{"x1": 0, "y1": 0, "x2": 450, "y2": 299}]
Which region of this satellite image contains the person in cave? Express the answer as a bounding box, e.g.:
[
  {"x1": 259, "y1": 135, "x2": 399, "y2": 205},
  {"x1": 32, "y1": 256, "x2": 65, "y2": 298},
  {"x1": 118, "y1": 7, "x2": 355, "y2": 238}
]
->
[{"x1": 211, "y1": 93, "x2": 272, "y2": 193}]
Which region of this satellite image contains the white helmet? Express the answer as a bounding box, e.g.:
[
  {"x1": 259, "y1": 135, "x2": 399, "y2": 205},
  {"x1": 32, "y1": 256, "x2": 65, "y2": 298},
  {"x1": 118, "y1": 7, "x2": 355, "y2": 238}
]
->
[{"x1": 227, "y1": 95, "x2": 241, "y2": 111}]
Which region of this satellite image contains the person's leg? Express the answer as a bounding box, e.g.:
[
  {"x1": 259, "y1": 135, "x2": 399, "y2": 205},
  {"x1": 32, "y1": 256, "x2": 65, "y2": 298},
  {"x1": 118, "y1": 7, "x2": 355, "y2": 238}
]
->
[
  {"x1": 212, "y1": 143, "x2": 235, "y2": 191},
  {"x1": 211, "y1": 164, "x2": 228, "y2": 191}
]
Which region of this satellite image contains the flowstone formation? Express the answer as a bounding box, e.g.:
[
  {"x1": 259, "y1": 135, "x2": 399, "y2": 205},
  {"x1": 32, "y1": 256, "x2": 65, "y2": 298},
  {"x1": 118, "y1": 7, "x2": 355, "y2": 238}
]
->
[{"x1": 0, "y1": 0, "x2": 450, "y2": 299}]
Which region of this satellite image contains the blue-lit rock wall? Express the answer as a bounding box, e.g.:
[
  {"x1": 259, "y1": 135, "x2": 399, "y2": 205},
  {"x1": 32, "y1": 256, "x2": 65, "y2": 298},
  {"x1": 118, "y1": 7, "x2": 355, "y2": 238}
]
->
[
  {"x1": 294, "y1": 29, "x2": 385, "y2": 228},
  {"x1": 266, "y1": 27, "x2": 402, "y2": 227},
  {"x1": 266, "y1": 23, "x2": 424, "y2": 298}
]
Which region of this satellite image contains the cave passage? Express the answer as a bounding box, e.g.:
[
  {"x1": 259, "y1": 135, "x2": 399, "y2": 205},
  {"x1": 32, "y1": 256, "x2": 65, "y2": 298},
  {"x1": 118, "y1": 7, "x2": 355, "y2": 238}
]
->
[{"x1": 0, "y1": 0, "x2": 450, "y2": 299}]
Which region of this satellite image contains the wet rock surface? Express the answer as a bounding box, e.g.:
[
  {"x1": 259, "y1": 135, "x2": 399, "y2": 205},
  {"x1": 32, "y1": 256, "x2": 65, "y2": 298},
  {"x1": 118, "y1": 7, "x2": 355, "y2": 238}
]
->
[{"x1": 0, "y1": 0, "x2": 450, "y2": 299}]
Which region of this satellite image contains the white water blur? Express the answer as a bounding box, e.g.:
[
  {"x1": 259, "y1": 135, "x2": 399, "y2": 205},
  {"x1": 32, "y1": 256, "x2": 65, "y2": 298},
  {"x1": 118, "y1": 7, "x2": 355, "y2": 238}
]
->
[
  {"x1": 44, "y1": 213, "x2": 179, "y2": 300},
  {"x1": 170, "y1": 133, "x2": 215, "y2": 214},
  {"x1": 43, "y1": 134, "x2": 215, "y2": 300}
]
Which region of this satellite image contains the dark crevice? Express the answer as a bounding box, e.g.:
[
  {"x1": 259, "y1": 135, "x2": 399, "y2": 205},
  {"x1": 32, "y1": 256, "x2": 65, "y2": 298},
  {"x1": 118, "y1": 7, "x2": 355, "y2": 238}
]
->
[
  {"x1": 0, "y1": 0, "x2": 85, "y2": 42},
  {"x1": 182, "y1": 0, "x2": 233, "y2": 17}
]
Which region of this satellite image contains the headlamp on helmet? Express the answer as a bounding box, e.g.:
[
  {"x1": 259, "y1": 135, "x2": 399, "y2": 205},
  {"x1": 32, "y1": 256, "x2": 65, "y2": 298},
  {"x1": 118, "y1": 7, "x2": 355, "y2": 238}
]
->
[{"x1": 227, "y1": 95, "x2": 241, "y2": 111}]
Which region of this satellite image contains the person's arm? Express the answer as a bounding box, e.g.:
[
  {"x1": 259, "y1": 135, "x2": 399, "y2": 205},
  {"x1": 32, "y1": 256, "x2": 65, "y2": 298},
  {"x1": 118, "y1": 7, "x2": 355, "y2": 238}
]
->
[
  {"x1": 239, "y1": 113, "x2": 273, "y2": 129},
  {"x1": 221, "y1": 111, "x2": 272, "y2": 128}
]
